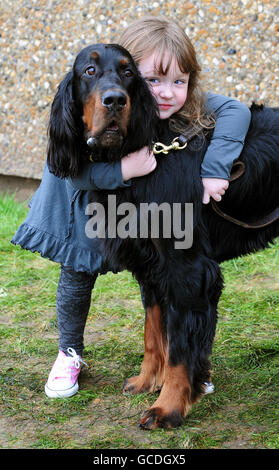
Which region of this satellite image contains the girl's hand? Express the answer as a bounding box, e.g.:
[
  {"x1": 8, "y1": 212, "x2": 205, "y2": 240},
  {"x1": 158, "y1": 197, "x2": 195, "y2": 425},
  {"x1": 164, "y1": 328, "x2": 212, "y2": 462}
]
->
[
  {"x1": 121, "y1": 146, "x2": 157, "y2": 181},
  {"x1": 202, "y1": 178, "x2": 229, "y2": 204}
]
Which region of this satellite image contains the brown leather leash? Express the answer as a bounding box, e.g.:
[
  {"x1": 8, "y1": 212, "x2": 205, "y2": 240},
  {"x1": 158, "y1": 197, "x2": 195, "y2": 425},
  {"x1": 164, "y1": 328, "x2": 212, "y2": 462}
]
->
[
  {"x1": 153, "y1": 134, "x2": 279, "y2": 229},
  {"x1": 210, "y1": 160, "x2": 279, "y2": 229}
]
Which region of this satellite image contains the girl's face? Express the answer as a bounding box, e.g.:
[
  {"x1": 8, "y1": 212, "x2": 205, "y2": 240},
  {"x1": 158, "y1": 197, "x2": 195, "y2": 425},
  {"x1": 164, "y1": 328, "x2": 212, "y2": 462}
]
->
[{"x1": 138, "y1": 51, "x2": 189, "y2": 119}]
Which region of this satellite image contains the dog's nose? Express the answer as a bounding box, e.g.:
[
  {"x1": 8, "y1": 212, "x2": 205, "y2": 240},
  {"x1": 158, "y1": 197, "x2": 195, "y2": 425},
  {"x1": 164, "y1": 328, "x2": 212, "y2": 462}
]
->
[{"x1": 101, "y1": 90, "x2": 127, "y2": 110}]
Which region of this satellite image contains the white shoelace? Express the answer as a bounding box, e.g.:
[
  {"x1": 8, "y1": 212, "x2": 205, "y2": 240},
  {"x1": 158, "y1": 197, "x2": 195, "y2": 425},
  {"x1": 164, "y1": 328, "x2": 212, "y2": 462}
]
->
[{"x1": 67, "y1": 347, "x2": 88, "y2": 369}]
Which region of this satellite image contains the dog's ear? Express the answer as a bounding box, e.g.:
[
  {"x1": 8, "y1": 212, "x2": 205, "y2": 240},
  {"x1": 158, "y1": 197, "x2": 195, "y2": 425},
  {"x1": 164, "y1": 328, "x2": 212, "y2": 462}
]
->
[
  {"x1": 127, "y1": 74, "x2": 159, "y2": 152},
  {"x1": 47, "y1": 71, "x2": 83, "y2": 178}
]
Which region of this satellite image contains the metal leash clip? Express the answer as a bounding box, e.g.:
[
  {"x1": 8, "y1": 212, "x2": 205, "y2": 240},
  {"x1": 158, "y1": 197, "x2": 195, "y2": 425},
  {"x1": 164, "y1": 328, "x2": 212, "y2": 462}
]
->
[{"x1": 153, "y1": 136, "x2": 188, "y2": 155}]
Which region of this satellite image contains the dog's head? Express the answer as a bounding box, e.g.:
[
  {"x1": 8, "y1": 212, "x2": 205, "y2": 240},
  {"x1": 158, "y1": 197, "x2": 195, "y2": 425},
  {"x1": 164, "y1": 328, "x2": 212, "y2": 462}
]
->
[
  {"x1": 47, "y1": 44, "x2": 159, "y2": 178},
  {"x1": 74, "y1": 44, "x2": 135, "y2": 149}
]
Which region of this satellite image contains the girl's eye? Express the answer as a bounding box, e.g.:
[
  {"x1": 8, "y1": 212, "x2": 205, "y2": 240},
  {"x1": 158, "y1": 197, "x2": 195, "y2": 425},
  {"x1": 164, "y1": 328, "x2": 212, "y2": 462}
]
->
[
  {"x1": 85, "y1": 66, "x2": 96, "y2": 76},
  {"x1": 146, "y1": 78, "x2": 159, "y2": 84}
]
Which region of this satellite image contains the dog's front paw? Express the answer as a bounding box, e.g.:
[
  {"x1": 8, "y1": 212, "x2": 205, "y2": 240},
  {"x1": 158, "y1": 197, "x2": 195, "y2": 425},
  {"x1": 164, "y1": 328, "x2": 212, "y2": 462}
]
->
[
  {"x1": 138, "y1": 407, "x2": 184, "y2": 430},
  {"x1": 122, "y1": 374, "x2": 160, "y2": 395}
]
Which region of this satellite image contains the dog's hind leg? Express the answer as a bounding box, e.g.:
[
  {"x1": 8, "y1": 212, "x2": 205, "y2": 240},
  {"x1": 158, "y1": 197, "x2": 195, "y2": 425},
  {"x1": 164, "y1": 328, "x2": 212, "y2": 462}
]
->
[{"x1": 122, "y1": 303, "x2": 167, "y2": 394}]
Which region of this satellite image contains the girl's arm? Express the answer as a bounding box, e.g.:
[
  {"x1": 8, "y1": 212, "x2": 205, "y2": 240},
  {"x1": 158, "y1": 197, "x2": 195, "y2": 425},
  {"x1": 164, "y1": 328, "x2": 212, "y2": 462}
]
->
[
  {"x1": 67, "y1": 148, "x2": 156, "y2": 191},
  {"x1": 202, "y1": 92, "x2": 251, "y2": 180},
  {"x1": 67, "y1": 161, "x2": 129, "y2": 191},
  {"x1": 201, "y1": 93, "x2": 251, "y2": 203}
]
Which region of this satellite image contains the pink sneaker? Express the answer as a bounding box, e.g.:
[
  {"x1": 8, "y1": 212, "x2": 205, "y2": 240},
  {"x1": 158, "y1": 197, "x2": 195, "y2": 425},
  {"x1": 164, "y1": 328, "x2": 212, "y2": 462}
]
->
[{"x1": 45, "y1": 347, "x2": 87, "y2": 398}]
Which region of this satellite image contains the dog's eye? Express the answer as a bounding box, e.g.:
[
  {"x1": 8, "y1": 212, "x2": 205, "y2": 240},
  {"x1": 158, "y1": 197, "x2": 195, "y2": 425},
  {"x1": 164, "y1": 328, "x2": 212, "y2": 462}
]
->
[
  {"x1": 124, "y1": 69, "x2": 133, "y2": 78},
  {"x1": 85, "y1": 66, "x2": 96, "y2": 76}
]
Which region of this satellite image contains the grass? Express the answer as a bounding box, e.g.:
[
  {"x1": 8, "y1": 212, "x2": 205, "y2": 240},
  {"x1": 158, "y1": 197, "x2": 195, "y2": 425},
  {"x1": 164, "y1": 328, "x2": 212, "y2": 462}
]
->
[{"x1": 0, "y1": 193, "x2": 278, "y2": 449}]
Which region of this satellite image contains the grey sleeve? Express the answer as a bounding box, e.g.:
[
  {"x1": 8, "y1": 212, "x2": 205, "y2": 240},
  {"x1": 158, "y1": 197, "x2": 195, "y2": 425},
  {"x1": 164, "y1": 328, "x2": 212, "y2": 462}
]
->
[
  {"x1": 66, "y1": 160, "x2": 132, "y2": 190},
  {"x1": 201, "y1": 92, "x2": 251, "y2": 179}
]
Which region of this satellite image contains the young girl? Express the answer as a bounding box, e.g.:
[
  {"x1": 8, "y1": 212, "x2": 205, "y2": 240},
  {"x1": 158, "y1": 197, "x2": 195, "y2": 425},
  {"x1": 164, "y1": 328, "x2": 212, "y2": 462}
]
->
[
  {"x1": 11, "y1": 16, "x2": 251, "y2": 399},
  {"x1": 119, "y1": 16, "x2": 251, "y2": 204}
]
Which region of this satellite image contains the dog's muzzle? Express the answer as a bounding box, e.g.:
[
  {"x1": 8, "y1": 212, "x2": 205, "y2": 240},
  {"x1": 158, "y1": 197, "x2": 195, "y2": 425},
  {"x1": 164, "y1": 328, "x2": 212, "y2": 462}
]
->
[{"x1": 101, "y1": 89, "x2": 127, "y2": 112}]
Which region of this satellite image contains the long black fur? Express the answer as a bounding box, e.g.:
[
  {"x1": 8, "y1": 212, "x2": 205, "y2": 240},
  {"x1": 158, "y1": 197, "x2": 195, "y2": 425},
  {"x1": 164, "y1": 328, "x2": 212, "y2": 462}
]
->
[{"x1": 47, "y1": 44, "x2": 279, "y2": 427}]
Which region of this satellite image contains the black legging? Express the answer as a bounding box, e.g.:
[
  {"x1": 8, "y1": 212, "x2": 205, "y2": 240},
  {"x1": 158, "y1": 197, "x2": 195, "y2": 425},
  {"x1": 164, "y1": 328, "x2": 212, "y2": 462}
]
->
[{"x1": 56, "y1": 265, "x2": 98, "y2": 356}]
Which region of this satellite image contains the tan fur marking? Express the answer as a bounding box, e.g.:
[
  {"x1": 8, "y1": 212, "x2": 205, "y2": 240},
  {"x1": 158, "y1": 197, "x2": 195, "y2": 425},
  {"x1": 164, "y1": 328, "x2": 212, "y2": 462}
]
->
[
  {"x1": 120, "y1": 58, "x2": 129, "y2": 66},
  {"x1": 83, "y1": 91, "x2": 106, "y2": 135},
  {"x1": 149, "y1": 360, "x2": 192, "y2": 418},
  {"x1": 83, "y1": 89, "x2": 131, "y2": 137},
  {"x1": 83, "y1": 92, "x2": 96, "y2": 130},
  {"x1": 90, "y1": 51, "x2": 99, "y2": 60},
  {"x1": 119, "y1": 96, "x2": 131, "y2": 136},
  {"x1": 123, "y1": 304, "x2": 166, "y2": 393}
]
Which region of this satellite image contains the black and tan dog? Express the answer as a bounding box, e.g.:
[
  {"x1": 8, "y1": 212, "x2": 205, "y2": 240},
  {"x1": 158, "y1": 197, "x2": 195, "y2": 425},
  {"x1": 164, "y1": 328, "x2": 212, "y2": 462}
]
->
[{"x1": 48, "y1": 44, "x2": 279, "y2": 429}]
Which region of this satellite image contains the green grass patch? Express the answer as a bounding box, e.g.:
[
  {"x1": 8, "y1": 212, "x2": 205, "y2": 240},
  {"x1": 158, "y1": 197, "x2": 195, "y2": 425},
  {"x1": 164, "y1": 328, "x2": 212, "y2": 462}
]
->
[{"x1": 0, "y1": 193, "x2": 278, "y2": 449}]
